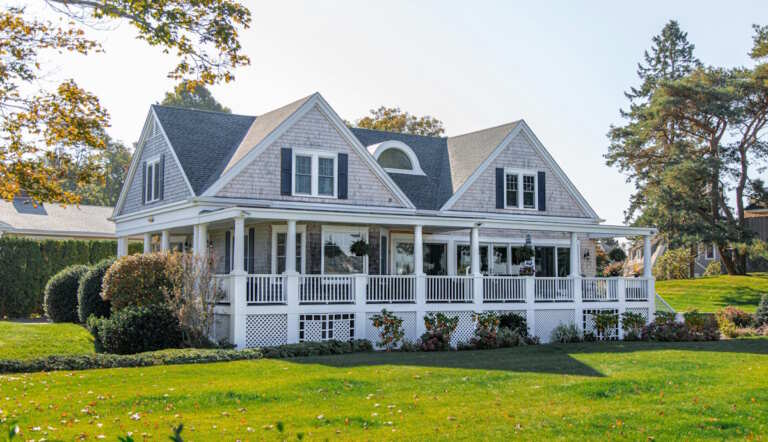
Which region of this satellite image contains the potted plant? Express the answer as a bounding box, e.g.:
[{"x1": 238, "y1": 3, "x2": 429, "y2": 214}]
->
[{"x1": 350, "y1": 239, "x2": 370, "y2": 257}]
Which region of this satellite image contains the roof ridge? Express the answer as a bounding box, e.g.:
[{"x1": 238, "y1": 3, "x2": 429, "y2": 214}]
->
[
  {"x1": 448, "y1": 120, "x2": 522, "y2": 140},
  {"x1": 152, "y1": 104, "x2": 256, "y2": 119}
]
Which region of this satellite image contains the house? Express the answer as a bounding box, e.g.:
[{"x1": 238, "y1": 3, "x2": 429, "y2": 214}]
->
[
  {"x1": 0, "y1": 196, "x2": 116, "y2": 240},
  {"x1": 112, "y1": 93, "x2": 656, "y2": 347}
]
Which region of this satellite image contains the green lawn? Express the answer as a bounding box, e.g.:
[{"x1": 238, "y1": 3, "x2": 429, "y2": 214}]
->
[
  {"x1": 0, "y1": 321, "x2": 93, "y2": 361},
  {"x1": 656, "y1": 273, "x2": 768, "y2": 313},
  {"x1": 2, "y1": 339, "x2": 767, "y2": 440}
]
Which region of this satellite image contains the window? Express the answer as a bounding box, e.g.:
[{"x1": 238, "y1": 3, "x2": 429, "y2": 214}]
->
[
  {"x1": 423, "y1": 243, "x2": 447, "y2": 275},
  {"x1": 705, "y1": 244, "x2": 715, "y2": 260},
  {"x1": 145, "y1": 158, "x2": 161, "y2": 203},
  {"x1": 378, "y1": 148, "x2": 412, "y2": 170},
  {"x1": 322, "y1": 227, "x2": 366, "y2": 274},
  {"x1": 456, "y1": 244, "x2": 471, "y2": 275},
  {"x1": 557, "y1": 247, "x2": 571, "y2": 277},
  {"x1": 394, "y1": 242, "x2": 414, "y2": 275},
  {"x1": 380, "y1": 234, "x2": 388, "y2": 274},
  {"x1": 276, "y1": 232, "x2": 303, "y2": 273},
  {"x1": 293, "y1": 151, "x2": 336, "y2": 197},
  {"x1": 492, "y1": 245, "x2": 509, "y2": 275},
  {"x1": 504, "y1": 170, "x2": 537, "y2": 209}
]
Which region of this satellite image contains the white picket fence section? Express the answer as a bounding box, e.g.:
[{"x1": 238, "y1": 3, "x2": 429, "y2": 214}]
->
[
  {"x1": 366, "y1": 275, "x2": 416, "y2": 303},
  {"x1": 483, "y1": 276, "x2": 526, "y2": 302},
  {"x1": 581, "y1": 278, "x2": 618, "y2": 302},
  {"x1": 534, "y1": 277, "x2": 574, "y2": 302},
  {"x1": 246, "y1": 274, "x2": 285, "y2": 304},
  {"x1": 425, "y1": 276, "x2": 474, "y2": 303},
  {"x1": 299, "y1": 275, "x2": 355, "y2": 304}
]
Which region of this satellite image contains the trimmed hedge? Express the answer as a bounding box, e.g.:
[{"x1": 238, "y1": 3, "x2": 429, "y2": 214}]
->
[
  {"x1": 94, "y1": 304, "x2": 184, "y2": 354},
  {"x1": 101, "y1": 253, "x2": 174, "y2": 311},
  {"x1": 43, "y1": 265, "x2": 91, "y2": 322},
  {"x1": 77, "y1": 258, "x2": 114, "y2": 322},
  {"x1": 0, "y1": 237, "x2": 141, "y2": 318},
  {"x1": 0, "y1": 340, "x2": 373, "y2": 374}
]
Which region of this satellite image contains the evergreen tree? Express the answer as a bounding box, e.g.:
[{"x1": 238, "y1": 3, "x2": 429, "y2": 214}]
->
[{"x1": 160, "y1": 81, "x2": 231, "y2": 113}]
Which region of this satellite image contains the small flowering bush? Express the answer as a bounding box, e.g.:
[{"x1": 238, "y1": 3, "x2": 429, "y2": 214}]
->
[
  {"x1": 420, "y1": 312, "x2": 458, "y2": 351},
  {"x1": 370, "y1": 309, "x2": 404, "y2": 351},
  {"x1": 591, "y1": 311, "x2": 619, "y2": 341},
  {"x1": 470, "y1": 312, "x2": 501, "y2": 349}
]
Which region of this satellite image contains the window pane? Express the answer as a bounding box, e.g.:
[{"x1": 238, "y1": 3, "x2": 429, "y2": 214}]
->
[
  {"x1": 318, "y1": 157, "x2": 334, "y2": 176},
  {"x1": 146, "y1": 164, "x2": 153, "y2": 201},
  {"x1": 378, "y1": 149, "x2": 412, "y2": 170},
  {"x1": 276, "y1": 232, "x2": 302, "y2": 273},
  {"x1": 424, "y1": 243, "x2": 447, "y2": 275},
  {"x1": 557, "y1": 247, "x2": 570, "y2": 277},
  {"x1": 456, "y1": 245, "x2": 471, "y2": 275},
  {"x1": 295, "y1": 156, "x2": 311, "y2": 194},
  {"x1": 323, "y1": 231, "x2": 364, "y2": 274},
  {"x1": 523, "y1": 175, "x2": 535, "y2": 208},
  {"x1": 380, "y1": 235, "x2": 388, "y2": 274},
  {"x1": 318, "y1": 176, "x2": 334, "y2": 196},
  {"x1": 535, "y1": 246, "x2": 555, "y2": 277},
  {"x1": 505, "y1": 174, "x2": 518, "y2": 207},
  {"x1": 395, "y1": 242, "x2": 414, "y2": 275},
  {"x1": 153, "y1": 163, "x2": 160, "y2": 200},
  {"x1": 492, "y1": 245, "x2": 508, "y2": 275}
]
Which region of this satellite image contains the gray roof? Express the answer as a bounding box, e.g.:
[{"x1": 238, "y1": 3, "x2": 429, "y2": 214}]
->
[
  {"x1": 150, "y1": 97, "x2": 523, "y2": 210},
  {"x1": 0, "y1": 197, "x2": 115, "y2": 238}
]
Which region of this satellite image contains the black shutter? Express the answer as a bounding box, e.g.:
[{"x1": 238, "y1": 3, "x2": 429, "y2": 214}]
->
[
  {"x1": 338, "y1": 153, "x2": 348, "y2": 199},
  {"x1": 141, "y1": 161, "x2": 147, "y2": 205},
  {"x1": 224, "y1": 231, "x2": 231, "y2": 273},
  {"x1": 495, "y1": 168, "x2": 504, "y2": 209},
  {"x1": 537, "y1": 171, "x2": 546, "y2": 211},
  {"x1": 158, "y1": 154, "x2": 166, "y2": 200},
  {"x1": 248, "y1": 227, "x2": 255, "y2": 273},
  {"x1": 280, "y1": 148, "x2": 292, "y2": 195}
]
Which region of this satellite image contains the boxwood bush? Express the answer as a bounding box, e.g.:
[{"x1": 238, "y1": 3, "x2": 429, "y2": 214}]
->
[
  {"x1": 101, "y1": 253, "x2": 174, "y2": 311},
  {"x1": 93, "y1": 304, "x2": 184, "y2": 354},
  {"x1": 43, "y1": 265, "x2": 91, "y2": 323},
  {"x1": 77, "y1": 258, "x2": 114, "y2": 323}
]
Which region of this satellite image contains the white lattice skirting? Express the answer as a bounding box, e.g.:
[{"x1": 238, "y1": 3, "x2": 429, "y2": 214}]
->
[
  {"x1": 299, "y1": 314, "x2": 354, "y2": 342},
  {"x1": 582, "y1": 308, "x2": 619, "y2": 340},
  {"x1": 365, "y1": 311, "x2": 418, "y2": 349},
  {"x1": 535, "y1": 309, "x2": 575, "y2": 343},
  {"x1": 246, "y1": 314, "x2": 288, "y2": 348}
]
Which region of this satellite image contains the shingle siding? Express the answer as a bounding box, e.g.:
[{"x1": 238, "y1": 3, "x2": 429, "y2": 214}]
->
[
  {"x1": 216, "y1": 105, "x2": 405, "y2": 208},
  {"x1": 119, "y1": 120, "x2": 192, "y2": 215},
  {"x1": 449, "y1": 132, "x2": 590, "y2": 218}
]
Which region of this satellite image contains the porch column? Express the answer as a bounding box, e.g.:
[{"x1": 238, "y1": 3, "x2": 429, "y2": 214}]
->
[
  {"x1": 230, "y1": 215, "x2": 247, "y2": 349},
  {"x1": 285, "y1": 220, "x2": 297, "y2": 274},
  {"x1": 161, "y1": 230, "x2": 170, "y2": 252},
  {"x1": 470, "y1": 226, "x2": 480, "y2": 275},
  {"x1": 117, "y1": 237, "x2": 128, "y2": 257},
  {"x1": 570, "y1": 232, "x2": 583, "y2": 330},
  {"x1": 198, "y1": 223, "x2": 208, "y2": 258},
  {"x1": 414, "y1": 225, "x2": 424, "y2": 275},
  {"x1": 285, "y1": 219, "x2": 301, "y2": 343},
  {"x1": 569, "y1": 232, "x2": 579, "y2": 277},
  {"x1": 143, "y1": 233, "x2": 152, "y2": 254},
  {"x1": 643, "y1": 235, "x2": 652, "y2": 278},
  {"x1": 192, "y1": 224, "x2": 200, "y2": 255},
  {"x1": 414, "y1": 225, "x2": 426, "y2": 337}
]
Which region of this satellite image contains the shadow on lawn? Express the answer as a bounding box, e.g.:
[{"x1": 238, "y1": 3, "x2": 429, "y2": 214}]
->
[{"x1": 289, "y1": 339, "x2": 768, "y2": 377}]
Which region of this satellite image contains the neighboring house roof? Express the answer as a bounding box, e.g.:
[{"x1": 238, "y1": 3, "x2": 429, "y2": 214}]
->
[{"x1": 0, "y1": 197, "x2": 115, "y2": 238}]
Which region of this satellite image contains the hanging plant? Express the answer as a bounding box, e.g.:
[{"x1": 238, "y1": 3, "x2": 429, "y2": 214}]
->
[
  {"x1": 350, "y1": 239, "x2": 370, "y2": 257},
  {"x1": 518, "y1": 245, "x2": 535, "y2": 262}
]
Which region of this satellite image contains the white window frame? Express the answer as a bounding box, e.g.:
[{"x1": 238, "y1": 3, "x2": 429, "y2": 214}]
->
[
  {"x1": 271, "y1": 224, "x2": 307, "y2": 274},
  {"x1": 320, "y1": 225, "x2": 368, "y2": 275},
  {"x1": 292, "y1": 149, "x2": 337, "y2": 198},
  {"x1": 705, "y1": 243, "x2": 716, "y2": 260},
  {"x1": 503, "y1": 168, "x2": 538, "y2": 210},
  {"x1": 145, "y1": 156, "x2": 161, "y2": 203}
]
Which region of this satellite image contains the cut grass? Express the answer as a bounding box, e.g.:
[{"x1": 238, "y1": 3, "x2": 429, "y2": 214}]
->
[
  {"x1": 0, "y1": 321, "x2": 93, "y2": 361},
  {"x1": 656, "y1": 273, "x2": 768, "y2": 313},
  {"x1": 2, "y1": 339, "x2": 767, "y2": 440}
]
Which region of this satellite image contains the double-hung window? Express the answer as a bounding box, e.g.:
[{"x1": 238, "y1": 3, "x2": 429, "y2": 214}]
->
[
  {"x1": 293, "y1": 150, "x2": 337, "y2": 197},
  {"x1": 504, "y1": 169, "x2": 537, "y2": 209},
  {"x1": 145, "y1": 158, "x2": 161, "y2": 203}
]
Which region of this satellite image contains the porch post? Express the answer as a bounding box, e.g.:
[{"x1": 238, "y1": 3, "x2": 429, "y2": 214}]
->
[
  {"x1": 230, "y1": 215, "x2": 247, "y2": 349},
  {"x1": 643, "y1": 235, "x2": 652, "y2": 278},
  {"x1": 570, "y1": 232, "x2": 582, "y2": 333},
  {"x1": 117, "y1": 237, "x2": 128, "y2": 257},
  {"x1": 284, "y1": 219, "x2": 300, "y2": 343},
  {"x1": 414, "y1": 225, "x2": 426, "y2": 337},
  {"x1": 161, "y1": 230, "x2": 170, "y2": 252},
  {"x1": 414, "y1": 225, "x2": 424, "y2": 275},
  {"x1": 643, "y1": 234, "x2": 656, "y2": 323},
  {"x1": 143, "y1": 233, "x2": 152, "y2": 254},
  {"x1": 470, "y1": 226, "x2": 483, "y2": 308},
  {"x1": 198, "y1": 223, "x2": 208, "y2": 258},
  {"x1": 569, "y1": 233, "x2": 579, "y2": 277},
  {"x1": 285, "y1": 220, "x2": 297, "y2": 273},
  {"x1": 192, "y1": 224, "x2": 200, "y2": 255}
]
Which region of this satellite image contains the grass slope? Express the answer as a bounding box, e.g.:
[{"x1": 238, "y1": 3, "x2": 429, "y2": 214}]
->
[
  {"x1": 0, "y1": 321, "x2": 93, "y2": 361},
  {"x1": 656, "y1": 273, "x2": 768, "y2": 313},
  {"x1": 2, "y1": 339, "x2": 767, "y2": 440}
]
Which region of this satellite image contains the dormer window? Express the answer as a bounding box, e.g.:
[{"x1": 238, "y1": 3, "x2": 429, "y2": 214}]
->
[
  {"x1": 368, "y1": 140, "x2": 425, "y2": 175},
  {"x1": 378, "y1": 148, "x2": 412, "y2": 170}
]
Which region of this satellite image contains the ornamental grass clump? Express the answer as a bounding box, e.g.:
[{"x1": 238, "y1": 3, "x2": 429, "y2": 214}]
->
[{"x1": 420, "y1": 312, "x2": 459, "y2": 351}]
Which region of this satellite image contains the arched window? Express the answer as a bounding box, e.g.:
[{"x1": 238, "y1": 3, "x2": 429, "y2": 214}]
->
[{"x1": 377, "y1": 148, "x2": 413, "y2": 170}]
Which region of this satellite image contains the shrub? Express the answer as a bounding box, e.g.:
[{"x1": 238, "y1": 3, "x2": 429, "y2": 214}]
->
[
  {"x1": 621, "y1": 311, "x2": 646, "y2": 341},
  {"x1": 499, "y1": 312, "x2": 528, "y2": 337},
  {"x1": 715, "y1": 310, "x2": 738, "y2": 338},
  {"x1": 642, "y1": 319, "x2": 689, "y2": 341},
  {"x1": 653, "y1": 248, "x2": 691, "y2": 280},
  {"x1": 0, "y1": 237, "x2": 141, "y2": 318},
  {"x1": 260, "y1": 339, "x2": 372, "y2": 358},
  {"x1": 591, "y1": 310, "x2": 619, "y2": 341},
  {"x1": 101, "y1": 253, "x2": 174, "y2": 311},
  {"x1": 603, "y1": 261, "x2": 624, "y2": 277},
  {"x1": 370, "y1": 309, "x2": 405, "y2": 351},
  {"x1": 684, "y1": 310, "x2": 720, "y2": 341},
  {"x1": 550, "y1": 322, "x2": 582, "y2": 343},
  {"x1": 470, "y1": 312, "x2": 501, "y2": 349},
  {"x1": 608, "y1": 247, "x2": 627, "y2": 263},
  {"x1": 420, "y1": 312, "x2": 459, "y2": 351},
  {"x1": 93, "y1": 304, "x2": 183, "y2": 354},
  {"x1": 77, "y1": 258, "x2": 114, "y2": 323},
  {"x1": 703, "y1": 260, "x2": 722, "y2": 276},
  {"x1": 717, "y1": 306, "x2": 753, "y2": 328},
  {"x1": 756, "y1": 294, "x2": 768, "y2": 327},
  {"x1": 43, "y1": 265, "x2": 91, "y2": 323}
]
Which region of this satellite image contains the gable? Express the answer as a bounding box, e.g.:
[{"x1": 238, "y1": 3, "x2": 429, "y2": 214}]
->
[
  {"x1": 118, "y1": 117, "x2": 192, "y2": 216},
  {"x1": 447, "y1": 130, "x2": 593, "y2": 218},
  {"x1": 216, "y1": 104, "x2": 408, "y2": 208}
]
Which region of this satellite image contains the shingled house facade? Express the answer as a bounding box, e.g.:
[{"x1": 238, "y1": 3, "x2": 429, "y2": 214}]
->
[{"x1": 112, "y1": 93, "x2": 656, "y2": 347}]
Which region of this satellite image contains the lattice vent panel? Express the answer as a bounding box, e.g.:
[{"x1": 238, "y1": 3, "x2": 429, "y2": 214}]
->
[
  {"x1": 534, "y1": 309, "x2": 575, "y2": 343},
  {"x1": 429, "y1": 311, "x2": 477, "y2": 347},
  {"x1": 299, "y1": 314, "x2": 354, "y2": 342},
  {"x1": 366, "y1": 311, "x2": 417, "y2": 349},
  {"x1": 583, "y1": 309, "x2": 619, "y2": 341},
  {"x1": 245, "y1": 314, "x2": 287, "y2": 348},
  {"x1": 626, "y1": 307, "x2": 650, "y2": 323}
]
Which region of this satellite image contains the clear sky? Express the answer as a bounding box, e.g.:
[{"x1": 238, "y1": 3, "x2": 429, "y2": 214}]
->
[{"x1": 25, "y1": 0, "x2": 768, "y2": 225}]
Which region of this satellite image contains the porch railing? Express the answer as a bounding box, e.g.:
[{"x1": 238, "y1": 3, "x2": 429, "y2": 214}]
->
[
  {"x1": 425, "y1": 275, "x2": 473, "y2": 303},
  {"x1": 625, "y1": 278, "x2": 650, "y2": 301},
  {"x1": 581, "y1": 278, "x2": 618, "y2": 302},
  {"x1": 299, "y1": 274, "x2": 355, "y2": 304},
  {"x1": 247, "y1": 274, "x2": 285, "y2": 304},
  {"x1": 483, "y1": 276, "x2": 526, "y2": 303},
  {"x1": 366, "y1": 275, "x2": 416, "y2": 303},
  {"x1": 534, "y1": 277, "x2": 574, "y2": 302}
]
